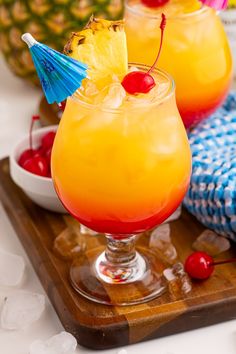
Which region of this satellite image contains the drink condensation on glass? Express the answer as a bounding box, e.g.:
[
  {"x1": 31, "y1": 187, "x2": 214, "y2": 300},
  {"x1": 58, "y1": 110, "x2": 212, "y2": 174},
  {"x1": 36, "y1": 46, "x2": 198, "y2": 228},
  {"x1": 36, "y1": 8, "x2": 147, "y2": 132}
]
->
[{"x1": 125, "y1": 0, "x2": 233, "y2": 127}]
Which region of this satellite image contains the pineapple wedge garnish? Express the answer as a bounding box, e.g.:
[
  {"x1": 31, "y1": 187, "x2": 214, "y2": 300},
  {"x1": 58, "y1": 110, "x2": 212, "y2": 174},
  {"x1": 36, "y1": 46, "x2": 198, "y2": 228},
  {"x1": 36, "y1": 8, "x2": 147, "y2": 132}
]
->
[{"x1": 64, "y1": 17, "x2": 128, "y2": 92}]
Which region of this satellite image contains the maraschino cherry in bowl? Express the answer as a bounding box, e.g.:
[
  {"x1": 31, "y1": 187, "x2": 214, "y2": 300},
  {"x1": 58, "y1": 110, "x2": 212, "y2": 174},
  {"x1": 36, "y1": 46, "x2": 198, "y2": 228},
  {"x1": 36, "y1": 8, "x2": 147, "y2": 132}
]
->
[{"x1": 10, "y1": 121, "x2": 66, "y2": 213}]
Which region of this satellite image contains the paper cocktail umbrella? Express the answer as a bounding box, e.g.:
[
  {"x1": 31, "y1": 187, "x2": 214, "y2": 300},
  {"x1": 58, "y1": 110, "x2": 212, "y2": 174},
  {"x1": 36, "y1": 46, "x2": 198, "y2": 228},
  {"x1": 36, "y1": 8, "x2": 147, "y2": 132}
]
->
[{"x1": 21, "y1": 33, "x2": 87, "y2": 104}]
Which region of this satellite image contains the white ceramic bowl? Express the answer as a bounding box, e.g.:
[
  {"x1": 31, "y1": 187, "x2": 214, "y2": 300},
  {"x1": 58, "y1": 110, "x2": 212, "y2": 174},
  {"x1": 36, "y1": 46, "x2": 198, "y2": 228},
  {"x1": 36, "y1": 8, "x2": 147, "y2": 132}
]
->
[{"x1": 10, "y1": 125, "x2": 67, "y2": 213}]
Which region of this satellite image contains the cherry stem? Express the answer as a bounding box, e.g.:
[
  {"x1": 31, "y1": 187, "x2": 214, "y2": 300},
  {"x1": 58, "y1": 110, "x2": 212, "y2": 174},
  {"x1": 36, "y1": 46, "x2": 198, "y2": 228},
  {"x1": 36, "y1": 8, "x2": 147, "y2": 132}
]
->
[
  {"x1": 29, "y1": 115, "x2": 40, "y2": 152},
  {"x1": 211, "y1": 257, "x2": 236, "y2": 266},
  {"x1": 147, "y1": 13, "x2": 166, "y2": 74}
]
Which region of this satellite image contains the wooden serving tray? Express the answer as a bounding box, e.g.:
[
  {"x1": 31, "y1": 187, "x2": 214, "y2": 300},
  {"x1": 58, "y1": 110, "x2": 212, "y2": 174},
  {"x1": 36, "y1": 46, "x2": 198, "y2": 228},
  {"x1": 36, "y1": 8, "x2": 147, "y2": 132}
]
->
[{"x1": 1, "y1": 157, "x2": 236, "y2": 350}]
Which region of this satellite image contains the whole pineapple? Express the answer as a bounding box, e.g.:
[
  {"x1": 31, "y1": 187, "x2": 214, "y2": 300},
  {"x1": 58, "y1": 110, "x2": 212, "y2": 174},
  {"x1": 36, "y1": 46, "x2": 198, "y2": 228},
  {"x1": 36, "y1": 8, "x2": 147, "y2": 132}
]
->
[{"x1": 0, "y1": 0, "x2": 123, "y2": 85}]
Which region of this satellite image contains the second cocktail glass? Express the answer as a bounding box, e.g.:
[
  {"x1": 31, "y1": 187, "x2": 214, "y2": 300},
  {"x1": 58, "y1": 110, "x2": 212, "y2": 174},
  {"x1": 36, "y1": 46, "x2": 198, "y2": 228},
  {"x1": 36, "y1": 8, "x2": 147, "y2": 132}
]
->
[
  {"x1": 125, "y1": 0, "x2": 233, "y2": 127},
  {"x1": 51, "y1": 65, "x2": 191, "y2": 305}
]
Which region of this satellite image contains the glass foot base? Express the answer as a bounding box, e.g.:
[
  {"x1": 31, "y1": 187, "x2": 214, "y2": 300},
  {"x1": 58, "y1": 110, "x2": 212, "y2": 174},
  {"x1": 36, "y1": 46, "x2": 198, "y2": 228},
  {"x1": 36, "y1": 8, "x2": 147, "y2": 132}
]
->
[{"x1": 70, "y1": 246, "x2": 166, "y2": 306}]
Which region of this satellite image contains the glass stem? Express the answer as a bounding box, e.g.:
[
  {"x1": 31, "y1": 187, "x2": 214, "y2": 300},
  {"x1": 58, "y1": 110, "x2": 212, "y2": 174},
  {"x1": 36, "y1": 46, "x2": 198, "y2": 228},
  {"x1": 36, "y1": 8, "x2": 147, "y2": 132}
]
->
[{"x1": 105, "y1": 235, "x2": 137, "y2": 264}]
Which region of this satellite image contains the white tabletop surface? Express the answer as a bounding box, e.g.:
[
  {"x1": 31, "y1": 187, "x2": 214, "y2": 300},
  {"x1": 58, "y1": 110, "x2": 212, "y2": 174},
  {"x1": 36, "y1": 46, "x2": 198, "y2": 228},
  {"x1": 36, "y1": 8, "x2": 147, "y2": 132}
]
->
[{"x1": 1, "y1": 54, "x2": 236, "y2": 354}]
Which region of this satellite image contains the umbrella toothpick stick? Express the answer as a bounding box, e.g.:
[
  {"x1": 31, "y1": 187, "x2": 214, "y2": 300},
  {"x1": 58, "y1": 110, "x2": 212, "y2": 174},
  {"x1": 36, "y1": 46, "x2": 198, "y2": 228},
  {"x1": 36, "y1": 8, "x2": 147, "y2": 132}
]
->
[{"x1": 22, "y1": 33, "x2": 37, "y2": 48}]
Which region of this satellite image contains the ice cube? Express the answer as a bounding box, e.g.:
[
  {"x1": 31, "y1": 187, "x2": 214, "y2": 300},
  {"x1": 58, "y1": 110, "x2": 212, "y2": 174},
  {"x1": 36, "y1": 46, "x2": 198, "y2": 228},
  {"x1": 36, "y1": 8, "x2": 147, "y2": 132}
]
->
[
  {"x1": 172, "y1": 262, "x2": 185, "y2": 275},
  {"x1": 1, "y1": 290, "x2": 45, "y2": 330},
  {"x1": 193, "y1": 229, "x2": 230, "y2": 256},
  {"x1": 102, "y1": 83, "x2": 126, "y2": 109},
  {"x1": 150, "y1": 223, "x2": 171, "y2": 242},
  {"x1": 163, "y1": 267, "x2": 181, "y2": 299},
  {"x1": 164, "y1": 206, "x2": 182, "y2": 224},
  {"x1": 173, "y1": 262, "x2": 192, "y2": 294},
  {"x1": 53, "y1": 227, "x2": 86, "y2": 260},
  {"x1": 80, "y1": 224, "x2": 98, "y2": 236},
  {"x1": 128, "y1": 66, "x2": 139, "y2": 73},
  {"x1": 163, "y1": 268, "x2": 176, "y2": 282},
  {"x1": 181, "y1": 276, "x2": 192, "y2": 295},
  {"x1": 0, "y1": 249, "x2": 25, "y2": 287},
  {"x1": 163, "y1": 263, "x2": 192, "y2": 299},
  {"x1": 29, "y1": 340, "x2": 45, "y2": 354},
  {"x1": 117, "y1": 350, "x2": 128, "y2": 354},
  {"x1": 126, "y1": 94, "x2": 151, "y2": 106},
  {"x1": 112, "y1": 74, "x2": 120, "y2": 82},
  {"x1": 144, "y1": 19, "x2": 160, "y2": 33},
  {"x1": 29, "y1": 331, "x2": 77, "y2": 354},
  {"x1": 84, "y1": 79, "x2": 100, "y2": 96},
  {"x1": 150, "y1": 224, "x2": 177, "y2": 264},
  {"x1": 156, "y1": 82, "x2": 171, "y2": 98}
]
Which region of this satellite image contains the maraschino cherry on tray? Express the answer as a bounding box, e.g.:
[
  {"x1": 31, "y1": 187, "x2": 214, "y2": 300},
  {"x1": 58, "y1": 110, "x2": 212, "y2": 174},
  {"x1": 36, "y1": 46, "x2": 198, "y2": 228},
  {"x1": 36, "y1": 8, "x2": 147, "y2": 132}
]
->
[
  {"x1": 185, "y1": 251, "x2": 236, "y2": 280},
  {"x1": 122, "y1": 13, "x2": 166, "y2": 95},
  {"x1": 18, "y1": 115, "x2": 56, "y2": 178}
]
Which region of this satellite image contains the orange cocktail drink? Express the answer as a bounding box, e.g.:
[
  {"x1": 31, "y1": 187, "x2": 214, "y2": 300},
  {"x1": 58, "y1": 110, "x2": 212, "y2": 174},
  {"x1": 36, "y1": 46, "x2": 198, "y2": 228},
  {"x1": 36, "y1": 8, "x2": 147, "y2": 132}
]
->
[
  {"x1": 52, "y1": 66, "x2": 191, "y2": 236},
  {"x1": 51, "y1": 17, "x2": 191, "y2": 305},
  {"x1": 125, "y1": 0, "x2": 233, "y2": 127}
]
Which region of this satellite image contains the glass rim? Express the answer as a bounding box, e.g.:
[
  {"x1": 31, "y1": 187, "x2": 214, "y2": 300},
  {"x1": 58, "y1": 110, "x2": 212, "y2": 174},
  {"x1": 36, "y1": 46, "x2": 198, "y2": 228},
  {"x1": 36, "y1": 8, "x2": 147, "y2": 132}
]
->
[
  {"x1": 70, "y1": 64, "x2": 175, "y2": 113},
  {"x1": 125, "y1": 0, "x2": 211, "y2": 20}
]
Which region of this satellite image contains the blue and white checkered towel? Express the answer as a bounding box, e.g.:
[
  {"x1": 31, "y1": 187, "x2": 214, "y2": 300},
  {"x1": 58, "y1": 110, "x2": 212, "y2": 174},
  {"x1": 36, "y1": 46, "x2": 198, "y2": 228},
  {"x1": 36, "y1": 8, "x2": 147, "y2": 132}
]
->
[{"x1": 184, "y1": 92, "x2": 236, "y2": 240}]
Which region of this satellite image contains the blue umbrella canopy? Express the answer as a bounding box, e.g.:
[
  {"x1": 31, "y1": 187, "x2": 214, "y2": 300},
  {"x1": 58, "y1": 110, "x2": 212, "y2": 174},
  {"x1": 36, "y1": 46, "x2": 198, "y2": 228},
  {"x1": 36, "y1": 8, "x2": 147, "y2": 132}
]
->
[{"x1": 22, "y1": 33, "x2": 88, "y2": 104}]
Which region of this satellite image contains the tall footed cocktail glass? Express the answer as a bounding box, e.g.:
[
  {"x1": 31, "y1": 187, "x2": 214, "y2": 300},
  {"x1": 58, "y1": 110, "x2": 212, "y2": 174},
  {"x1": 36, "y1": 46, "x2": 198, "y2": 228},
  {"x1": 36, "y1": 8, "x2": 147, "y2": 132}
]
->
[
  {"x1": 51, "y1": 65, "x2": 192, "y2": 305},
  {"x1": 125, "y1": 0, "x2": 233, "y2": 128}
]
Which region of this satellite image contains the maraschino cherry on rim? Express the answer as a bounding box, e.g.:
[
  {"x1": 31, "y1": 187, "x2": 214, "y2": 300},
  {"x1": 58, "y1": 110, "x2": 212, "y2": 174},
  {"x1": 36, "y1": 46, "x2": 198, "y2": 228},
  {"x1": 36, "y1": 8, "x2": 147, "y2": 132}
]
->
[
  {"x1": 122, "y1": 13, "x2": 166, "y2": 95},
  {"x1": 141, "y1": 0, "x2": 169, "y2": 8},
  {"x1": 185, "y1": 251, "x2": 236, "y2": 280}
]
